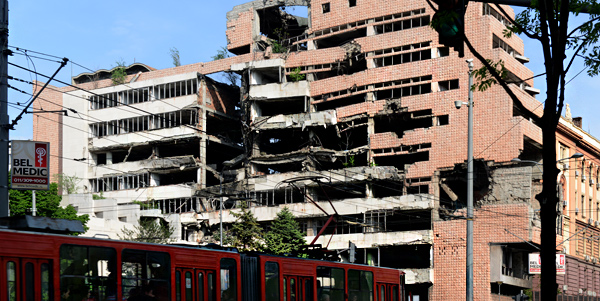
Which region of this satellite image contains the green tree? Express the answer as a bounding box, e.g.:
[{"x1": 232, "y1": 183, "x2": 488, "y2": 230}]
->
[
  {"x1": 9, "y1": 182, "x2": 90, "y2": 232},
  {"x1": 264, "y1": 207, "x2": 306, "y2": 256},
  {"x1": 53, "y1": 173, "x2": 81, "y2": 194},
  {"x1": 455, "y1": 1, "x2": 600, "y2": 297},
  {"x1": 170, "y1": 47, "x2": 181, "y2": 67},
  {"x1": 227, "y1": 202, "x2": 263, "y2": 251},
  {"x1": 111, "y1": 59, "x2": 127, "y2": 85},
  {"x1": 118, "y1": 218, "x2": 175, "y2": 244},
  {"x1": 211, "y1": 46, "x2": 240, "y2": 86}
]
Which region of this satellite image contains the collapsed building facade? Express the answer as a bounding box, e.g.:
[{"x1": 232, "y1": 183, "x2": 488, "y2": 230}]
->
[{"x1": 32, "y1": 0, "x2": 600, "y2": 300}]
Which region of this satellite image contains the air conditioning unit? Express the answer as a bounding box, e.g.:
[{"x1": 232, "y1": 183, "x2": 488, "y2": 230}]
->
[
  {"x1": 576, "y1": 207, "x2": 580, "y2": 214},
  {"x1": 580, "y1": 289, "x2": 584, "y2": 294},
  {"x1": 563, "y1": 201, "x2": 568, "y2": 207},
  {"x1": 595, "y1": 220, "x2": 599, "y2": 227},
  {"x1": 597, "y1": 183, "x2": 600, "y2": 189},
  {"x1": 585, "y1": 255, "x2": 591, "y2": 261},
  {"x1": 583, "y1": 175, "x2": 587, "y2": 181},
  {"x1": 591, "y1": 179, "x2": 596, "y2": 185},
  {"x1": 563, "y1": 163, "x2": 570, "y2": 169},
  {"x1": 593, "y1": 257, "x2": 598, "y2": 264},
  {"x1": 594, "y1": 292, "x2": 597, "y2": 297},
  {"x1": 576, "y1": 170, "x2": 580, "y2": 177},
  {"x1": 589, "y1": 218, "x2": 593, "y2": 224}
]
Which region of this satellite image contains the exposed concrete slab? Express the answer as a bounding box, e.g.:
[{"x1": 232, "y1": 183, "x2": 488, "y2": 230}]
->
[
  {"x1": 306, "y1": 230, "x2": 433, "y2": 249},
  {"x1": 227, "y1": 0, "x2": 309, "y2": 21},
  {"x1": 253, "y1": 110, "x2": 337, "y2": 130},
  {"x1": 206, "y1": 194, "x2": 433, "y2": 223},
  {"x1": 91, "y1": 127, "x2": 200, "y2": 149},
  {"x1": 403, "y1": 268, "x2": 433, "y2": 284},
  {"x1": 249, "y1": 81, "x2": 309, "y2": 98},
  {"x1": 91, "y1": 156, "x2": 197, "y2": 177}
]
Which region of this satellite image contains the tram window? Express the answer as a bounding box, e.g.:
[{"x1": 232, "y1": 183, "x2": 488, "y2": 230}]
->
[
  {"x1": 25, "y1": 262, "x2": 34, "y2": 301},
  {"x1": 207, "y1": 273, "x2": 216, "y2": 301},
  {"x1": 197, "y1": 272, "x2": 204, "y2": 301},
  {"x1": 265, "y1": 262, "x2": 279, "y2": 301},
  {"x1": 185, "y1": 272, "x2": 193, "y2": 301},
  {"x1": 392, "y1": 285, "x2": 398, "y2": 301},
  {"x1": 60, "y1": 245, "x2": 117, "y2": 301},
  {"x1": 7, "y1": 261, "x2": 16, "y2": 301},
  {"x1": 176, "y1": 271, "x2": 181, "y2": 301},
  {"x1": 41, "y1": 263, "x2": 51, "y2": 301},
  {"x1": 379, "y1": 286, "x2": 385, "y2": 301},
  {"x1": 220, "y1": 258, "x2": 237, "y2": 301},
  {"x1": 304, "y1": 279, "x2": 313, "y2": 301},
  {"x1": 348, "y1": 270, "x2": 373, "y2": 301},
  {"x1": 122, "y1": 250, "x2": 170, "y2": 301},
  {"x1": 317, "y1": 267, "x2": 344, "y2": 301},
  {"x1": 283, "y1": 278, "x2": 287, "y2": 301},
  {"x1": 290, "y1": 278, "x2": 296, "y2": 301}
]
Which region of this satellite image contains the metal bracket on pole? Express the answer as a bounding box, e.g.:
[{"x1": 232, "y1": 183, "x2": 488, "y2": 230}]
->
[{"x1": 8, "y1": 58, "x2": 68, "y2": 130}]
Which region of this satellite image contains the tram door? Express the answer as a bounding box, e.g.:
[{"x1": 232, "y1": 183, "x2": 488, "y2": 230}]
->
[
  {"x1": 283, "y1": 276, "x2": 313, "y2": 301},
  {"x1": 175, "y1": 268, "x2": 215, "y2": 301},
  {"x1": 376, "y1": 283, "x2": 399, "y2": 301},
  {"x1": 1, "y1": 257, "x2": 52, "y2": 301}
]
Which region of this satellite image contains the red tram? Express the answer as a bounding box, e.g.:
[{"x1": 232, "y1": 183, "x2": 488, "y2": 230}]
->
[{"x1": 0, "y1": 229, "x2": 404, "y2": 301}]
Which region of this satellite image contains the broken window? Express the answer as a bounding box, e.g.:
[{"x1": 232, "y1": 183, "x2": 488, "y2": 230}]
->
[
  {"x1": 322, "y1": 3, "x2": 330, "y2": 13},
  {"x1": 89, "y1": 109, "x2": 198, "y2": 138},
  {"x1": 148, "y1": 197, "x2": 201, "y2": 214},
  {"x1": 89, "y1": 173, "x2": 150, "y2": 193},
  {"x1": 95, "y1": 153, "x2": 107, "y2": 165},
  {"x1": 373, "y1": 14, "x2": 430, "y2": 35},
  {"x1": 89, "y1": 78, "x2": 198, "y2": 110},
  {"x1": 483, "y1": 3, "x2": 509, "y2": 26},
  {"x1": 492, "y1": 34, "x2": 522, "y2": 57},
  {"x1": 373, "y1": 42, "x2": 432, "y2": 68},
  {"x1": 438, "y1": 79, "x2": 459, "y2": 91}
]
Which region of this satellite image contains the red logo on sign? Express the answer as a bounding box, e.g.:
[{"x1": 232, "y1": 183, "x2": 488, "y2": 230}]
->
[{"x1": 34, "y1": 143, "x2": 47, "y2": 167}]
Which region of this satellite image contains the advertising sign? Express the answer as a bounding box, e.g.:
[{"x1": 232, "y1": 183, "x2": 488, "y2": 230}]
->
[
  {"x1": 11, "y1": 140, "x2": 50, "y2": 190},
  {"x1": 529, "y1": 253, "x2": 565, "y2": 275}
]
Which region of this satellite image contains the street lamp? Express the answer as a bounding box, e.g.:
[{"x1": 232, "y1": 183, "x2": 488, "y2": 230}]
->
[
  {"x1": 454, "y1": 59, "x2": 474, "y2": 301},
  {"x1": 496, "y1": 281, "x2": 503, "y2": 301}
]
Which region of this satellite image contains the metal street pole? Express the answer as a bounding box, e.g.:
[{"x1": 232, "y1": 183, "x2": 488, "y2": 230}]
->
[
  {"x1": 466, "y1": 59, "x2": 474, "y2": 301},
  {"x1": 0, "y1": 0, "x2": 8, "y2": 218}
]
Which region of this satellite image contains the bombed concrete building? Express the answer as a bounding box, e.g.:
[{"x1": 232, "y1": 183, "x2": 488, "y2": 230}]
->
[
  {"x1": 33, "y1": 0, "x2": 569, "y2": 300},
  {"x1": 33, "y1": 62, "x2": 245, "y2": 241}
]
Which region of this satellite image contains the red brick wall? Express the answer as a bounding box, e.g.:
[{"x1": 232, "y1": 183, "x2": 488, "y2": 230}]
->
[
  {"x1": 32, "y1": 82, "x2": 63, "y2": 181},
  {"x1": 432, "y1": 204, "x2": 534, "y2": 301}
]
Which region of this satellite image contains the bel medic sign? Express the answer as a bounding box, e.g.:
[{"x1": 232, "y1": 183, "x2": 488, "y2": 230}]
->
[
  {"x1": 529, "y1": 253, "x2": 566, "y2": 275},
  {"x1": 11, "y1": 140, "x2": 50, "y2": 190}
]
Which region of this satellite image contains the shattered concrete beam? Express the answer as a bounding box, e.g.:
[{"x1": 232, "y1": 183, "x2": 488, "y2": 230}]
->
[
  {"x1": 253, "y1": 110, "x2": 338, "y2": 130},
  {"x1": 227, "y1": 0, "x2": 309, "y2": 21}
]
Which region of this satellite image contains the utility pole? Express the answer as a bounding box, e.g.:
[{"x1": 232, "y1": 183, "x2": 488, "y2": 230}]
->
[
  {"x1": 0, "y1": 0, "x2": 8, "y2": 218},
  {"x1": 466, "y1": 59, "x2": 474, "y2": 301}
]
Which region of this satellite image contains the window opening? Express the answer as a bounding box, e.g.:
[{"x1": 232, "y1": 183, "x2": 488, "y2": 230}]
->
[
  {"x1": 265, "y1": 262, "x2": 279, "y2": 301},
  {"x1": 322, "y1": 3, "x2": 330, "y2": 13},
  {"x1": 121, "y1": 249, "x2": 170, "y2": 301},
  {"x1": 220, "y1": 259, "x2": 236, "y2": 301},
  {"x1": 60, "y1": 245, "x2": 117, "y2": 301}
]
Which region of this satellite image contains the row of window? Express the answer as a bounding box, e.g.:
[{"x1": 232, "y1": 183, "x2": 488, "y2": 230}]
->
[
  {"x1": 89, "y1": 79, "x2": 198, "y2": 110},
  {"x1": 89, "y1": 110, "x2": 198, "y2": 138},
  {"x1": 89, "y1": 173, "x2": 150, "y2": 193}
]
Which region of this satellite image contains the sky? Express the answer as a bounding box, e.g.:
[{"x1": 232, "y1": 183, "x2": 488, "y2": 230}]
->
[{"x1": 6, "y1": 1, "x2": 600, "y2": 142}]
